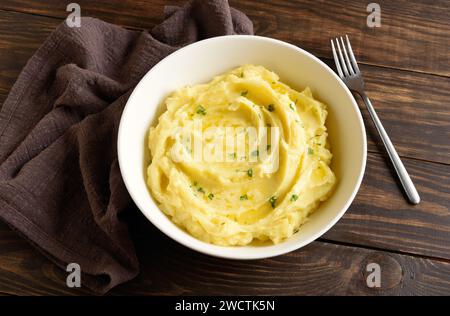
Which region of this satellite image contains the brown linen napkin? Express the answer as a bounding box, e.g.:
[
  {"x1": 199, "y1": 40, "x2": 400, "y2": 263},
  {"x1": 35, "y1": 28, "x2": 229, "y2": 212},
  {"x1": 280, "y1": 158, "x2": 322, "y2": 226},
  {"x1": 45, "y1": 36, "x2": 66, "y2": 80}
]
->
[{"x1": 0, "y1": 0, "x2": 253, "y2": 294}]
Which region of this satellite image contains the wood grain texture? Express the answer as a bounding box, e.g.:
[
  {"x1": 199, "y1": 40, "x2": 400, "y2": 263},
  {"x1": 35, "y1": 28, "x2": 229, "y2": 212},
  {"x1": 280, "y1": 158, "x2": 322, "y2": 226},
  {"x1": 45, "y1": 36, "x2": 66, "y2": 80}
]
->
[
  {"x1": 0, "y1": 1, "x2": 449, "y2": 296},
  {"x1": 355, "y1": 65, "x2": 450, "y2": 164},
  {"x1": 322, "y1": 59, "x2": 450, "y2": 164},
  {"x1": 324, "y1": 152, "x2": 450, "y2": 259},
  {"x1": 0, "y1": 9, "x2": 448, "y2": 164},
  {"x1": 232, "y1": 0, "x2": 450, "y2": 76},
  {"x1": 0, "y1": 10, "x2": 59, "y2": 96},
  {"x1": 120, "y1": 214, "x2": 450, "y2": 296},
  {"x1": 0, "y1": 220, "x2": 449, "y2": 296},
  {"x1": 0, "y1": 0, "x2": 449, "y2": 76}
]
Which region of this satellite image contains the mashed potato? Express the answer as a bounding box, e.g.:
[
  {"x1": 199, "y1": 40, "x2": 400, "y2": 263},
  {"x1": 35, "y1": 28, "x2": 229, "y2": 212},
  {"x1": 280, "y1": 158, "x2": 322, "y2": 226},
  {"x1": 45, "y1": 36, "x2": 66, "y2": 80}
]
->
[{"x1": 147, "y1": 65, "x2": 336, "y2": 246}]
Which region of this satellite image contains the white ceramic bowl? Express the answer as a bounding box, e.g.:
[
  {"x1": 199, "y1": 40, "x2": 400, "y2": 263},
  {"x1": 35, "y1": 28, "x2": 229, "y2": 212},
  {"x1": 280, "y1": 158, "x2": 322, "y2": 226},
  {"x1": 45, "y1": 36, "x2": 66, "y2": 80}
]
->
[{"x1": 118, "y1": 35, "x2": 366, "y2": 259}]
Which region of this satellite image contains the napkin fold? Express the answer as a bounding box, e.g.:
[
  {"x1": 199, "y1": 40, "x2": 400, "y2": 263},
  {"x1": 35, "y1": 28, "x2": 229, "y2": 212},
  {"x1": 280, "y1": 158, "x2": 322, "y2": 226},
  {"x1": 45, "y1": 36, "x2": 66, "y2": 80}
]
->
[{"x1": 0, "y1": 0, "x2": 253, "y2": 294}]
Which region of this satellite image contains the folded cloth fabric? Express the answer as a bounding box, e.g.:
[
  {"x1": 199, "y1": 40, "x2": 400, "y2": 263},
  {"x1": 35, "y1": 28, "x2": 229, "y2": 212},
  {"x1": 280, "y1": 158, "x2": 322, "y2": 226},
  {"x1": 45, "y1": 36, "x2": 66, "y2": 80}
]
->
[{"x1": 0, "y1": 0, "x2": 253, "y2": 294}]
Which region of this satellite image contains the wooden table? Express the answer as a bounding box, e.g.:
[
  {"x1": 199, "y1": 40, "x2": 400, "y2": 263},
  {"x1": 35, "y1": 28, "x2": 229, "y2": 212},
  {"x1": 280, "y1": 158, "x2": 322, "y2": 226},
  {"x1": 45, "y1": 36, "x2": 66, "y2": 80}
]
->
[{"x1": 0, "y1": 0, "x2": 449, "y2": 295}]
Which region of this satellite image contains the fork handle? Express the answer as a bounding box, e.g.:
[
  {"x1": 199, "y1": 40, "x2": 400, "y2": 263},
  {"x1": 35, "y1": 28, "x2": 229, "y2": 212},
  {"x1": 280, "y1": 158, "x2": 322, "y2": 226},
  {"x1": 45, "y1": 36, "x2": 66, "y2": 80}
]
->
[{"x1": 360, "y1": 92, "x2": 420, "y2": 204}]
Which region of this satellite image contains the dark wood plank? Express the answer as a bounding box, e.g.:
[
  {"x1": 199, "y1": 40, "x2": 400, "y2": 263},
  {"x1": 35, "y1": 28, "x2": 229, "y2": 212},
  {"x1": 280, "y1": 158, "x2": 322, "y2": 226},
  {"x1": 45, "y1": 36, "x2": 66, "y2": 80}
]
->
[
  {"x1": 0, "y1": 0, "x2": 449, "y2": 76},
  {"x1": 0, "y1": 9, "x2": 448, "y2": 164},
  {"x1": 116, "y1": 220, "x2": 450, "y2": 295},
  {"x1": 0, "y1": 10, "x2": 60, "y2": 96},
  {"x1": 325, "y1": 152, "x2": 450, "y2": 259},
  {"x1": 234, "y1": 0, "x2": 450, "y2": 77},
  {"x1": 0, "y1": 0, "x2": 173, "y2": 31},
  {"x1": 0, "y1": 220, "x2": 449, "y2": 296}
]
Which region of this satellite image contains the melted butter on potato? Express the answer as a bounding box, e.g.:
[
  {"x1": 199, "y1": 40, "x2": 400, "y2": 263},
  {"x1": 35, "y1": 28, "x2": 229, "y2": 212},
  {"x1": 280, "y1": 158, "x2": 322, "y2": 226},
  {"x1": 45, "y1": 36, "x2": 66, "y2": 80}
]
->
[{"x1": 147, "y1": 65, "x2": 336, "y2": 246}]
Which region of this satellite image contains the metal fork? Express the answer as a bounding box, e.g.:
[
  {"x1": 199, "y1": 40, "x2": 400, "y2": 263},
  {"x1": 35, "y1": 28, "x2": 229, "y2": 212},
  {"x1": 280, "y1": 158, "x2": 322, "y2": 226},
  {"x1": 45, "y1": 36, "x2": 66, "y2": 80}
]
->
[{"x1": 331, "y1": 35, "x2": 420, "y2": 204}]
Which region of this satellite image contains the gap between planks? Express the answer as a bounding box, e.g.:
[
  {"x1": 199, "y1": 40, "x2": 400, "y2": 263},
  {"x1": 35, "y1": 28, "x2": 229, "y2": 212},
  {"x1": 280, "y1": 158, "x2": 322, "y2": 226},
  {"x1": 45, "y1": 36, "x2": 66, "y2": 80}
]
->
[{"x1": 319, "y1": 238, "x2": 450, "y2": 264}]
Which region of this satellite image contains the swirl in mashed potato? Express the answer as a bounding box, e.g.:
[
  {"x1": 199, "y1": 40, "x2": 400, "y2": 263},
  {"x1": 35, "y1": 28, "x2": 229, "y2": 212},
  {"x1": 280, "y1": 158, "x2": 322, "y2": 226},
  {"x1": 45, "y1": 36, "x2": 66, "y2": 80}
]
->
[{"x1": 147, "y1": 65, "x2": 336, "y2": 246}]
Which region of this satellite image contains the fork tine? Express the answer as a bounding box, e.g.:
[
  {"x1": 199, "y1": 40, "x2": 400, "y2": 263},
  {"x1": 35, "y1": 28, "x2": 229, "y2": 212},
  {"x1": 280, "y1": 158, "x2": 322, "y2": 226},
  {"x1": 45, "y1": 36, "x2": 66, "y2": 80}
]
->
[
  {"x1": 335, "y1": 37, "x2": 349, "y2": 76},
  {"x1": 345, "y1": 35, "x2": 360, "y2": 73},
  {"x1": 340, "y1": 36, "x2": 354, "y2": 75},
  {"x1": 331, "y1": 40, "x2": 344, "y2": 78}
]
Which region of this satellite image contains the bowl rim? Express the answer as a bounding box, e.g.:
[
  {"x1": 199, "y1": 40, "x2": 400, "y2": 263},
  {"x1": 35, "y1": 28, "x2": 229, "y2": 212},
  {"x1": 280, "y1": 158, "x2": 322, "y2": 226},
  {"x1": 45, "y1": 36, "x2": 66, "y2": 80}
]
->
[{"x1": 117, "y1": 35, "x2": 367, "y2": 260}]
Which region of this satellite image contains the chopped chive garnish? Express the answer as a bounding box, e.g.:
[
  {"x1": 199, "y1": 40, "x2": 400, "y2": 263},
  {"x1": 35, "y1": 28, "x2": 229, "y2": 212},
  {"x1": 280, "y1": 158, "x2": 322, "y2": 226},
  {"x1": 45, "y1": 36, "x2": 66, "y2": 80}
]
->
[
  {"x1": 198, "y1": 187, "x2": 205, "y2": 193},
  {"x1": 247, "y1": 169, "x2": 253, "y2": 177},
  {"x1": 193, "y1": 181, "x2": 198, "y2": 186},
  {"x1": 240, "y1": 72, "x2": 244, "y2": 78},
  {"x1": 208, "y1": 193, "x2": 214, "y2": 200},
  {"x1": 267, "y1": 104, "x2": 275, "y2": 112},
  {"x1": 240, "y1": 194, "x2": 248, "y2": 201},
  {"x1": 229, "y1": 152, "x2": 237, "y2": 159},
  {"x1": 196, "y1": 105, "x2": 207, "y2": 115},
  {"x1": 308, "y1": 147, "x2": 314, "y2": 155},
  {"x1": 269, "y1": 196, "x2": 277, "y2": 208},
  {"x1": 290, "y1": 194, "x2": 299, "y2": 202},
  {"x1": 266, "y1": 144, "x2": 271, "y2": 151},
  {"x1": 289, "y1": 103, "x2": 296, "y2": 111},
  {"x1": 241, "y1": 90, "x2": 248, "y2": 97},
  {"x1": 251, "y1": 150, "x2": 259, "y2": 157}
]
